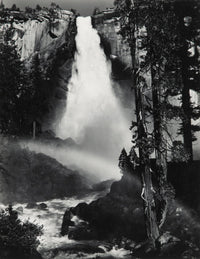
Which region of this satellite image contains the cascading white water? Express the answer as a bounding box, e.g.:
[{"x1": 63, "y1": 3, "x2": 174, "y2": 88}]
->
[{"x1": 55, "y1": 16, "x2": 131, "y2": 177}]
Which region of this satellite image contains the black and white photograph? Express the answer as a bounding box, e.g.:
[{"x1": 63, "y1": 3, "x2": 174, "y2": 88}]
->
[{"x1": 0, "y1": 0, "x2": 200, "y2": 258}]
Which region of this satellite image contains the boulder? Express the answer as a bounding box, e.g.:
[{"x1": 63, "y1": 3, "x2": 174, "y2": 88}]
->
[
  {"x1": 61, "y1": 210, "x2": 74, "y2": 236},
  {"x1": 26, "y1": 203, "x2": 37, "y2": 209},
  {"x1": 62, "y1": 172, "x2": 146, "y2": 242},
  {"x1": 16, "y1": 206, "x2": 23, "y2": 213},
  {"x1": 68, "y1": 225, "x2": 98, "y2": 240},
  {"x1": 37, "y1": 203, "x2": 47, "y2": 210}
]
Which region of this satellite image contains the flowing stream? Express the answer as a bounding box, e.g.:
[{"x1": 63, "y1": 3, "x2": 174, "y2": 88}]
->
[{"x1": 0, "y1": 194, "x2": 131, "y2": 258}]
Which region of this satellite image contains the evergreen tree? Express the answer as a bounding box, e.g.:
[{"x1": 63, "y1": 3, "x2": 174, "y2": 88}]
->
[
  {"x1": 25, "y1": 6, "x2": 33, "y2": 14},
  {"x1": 118, "y1": 148, "x2": 128, "y2": 170},
  {"x1": 19, "y1": 53, "x2": 46, "y2": 136},
  {"x1": 115, "y1": 0, "x2": 161, "y2": 247},
  {"x1": 0, "y1": 29, "x2": 43, "y2": 136},
  {"x1": 49, "y1": 2, "x2": 58, "y2": 23},
  {"x1": 36, "y1": 4, "x2": 42, "y2": 12},
  {"x1": 0, "y1": 30, "x2": 26, "y2": 134},
  {"x1": 93, "y1": 7, "x2": 101, "y2": 16},
  {"x1": 114, "y1": 0, "x2": 187, "y2": 248},
  {"x1": 136, "y1": 0, "x2": 185, "y2": 229},
  {"x1": 11, "y1": 4, "x2": 17, "y2": 11},
  {"x1": 29, "y1": 54, "x2": 44, "y2": 120},
  {"x1": 174, "y1": 0, "x2": 200, "y2": 161}
]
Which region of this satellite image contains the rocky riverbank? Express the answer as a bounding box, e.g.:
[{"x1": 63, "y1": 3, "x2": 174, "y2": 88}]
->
[{"x1": 61, "y1": 163, "x2": 200, "y2": 258}]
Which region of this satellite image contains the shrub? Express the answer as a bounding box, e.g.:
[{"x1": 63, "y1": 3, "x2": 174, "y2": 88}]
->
[{"x1": 0, "y1": 205, "x2": 43, "y2": 254}]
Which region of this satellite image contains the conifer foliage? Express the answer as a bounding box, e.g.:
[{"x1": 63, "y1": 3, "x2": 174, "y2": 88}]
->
[
  {"x1": 0, "y1": 30, "x2": 47, "y2": 136},
  {"x1": 116, "y1": 0, "x2": 200, "y2": 249},
  {"x1": 0, "y1": 29, "x2": 27, "y2": 135},
  {"x1": 0, "y1": 205, "x2": 43, "y2": 256}
]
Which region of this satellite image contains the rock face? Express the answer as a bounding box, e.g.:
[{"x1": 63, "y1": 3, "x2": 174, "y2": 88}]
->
[
  {"x1": 93, "y1": 17, "x2": 132, "y2": 68},
  {"x1": 93, "y1": 16, "x2": 134, "y2": 111},
  {"x1": 0, "y1": 142, "x2": 90, "y2": 204},
  {"x1": 4, "y1": 10, "x2": 74, "y2": 60},
  {"x1": 37, "y1": 17, "x2": 77, "y2": 132}
]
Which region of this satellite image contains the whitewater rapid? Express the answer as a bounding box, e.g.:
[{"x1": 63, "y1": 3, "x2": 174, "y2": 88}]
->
[{"x1": 0, "y1": 194, "x2": 132, "y2": 258}]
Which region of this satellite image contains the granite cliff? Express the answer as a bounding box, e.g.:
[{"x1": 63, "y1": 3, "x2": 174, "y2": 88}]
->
[
  {"x1": 92, "y1": 14, "x2": 134, "y2": 110},
  {"x1": 0, "y1": 9, "x2": 77, "y2": 133}
]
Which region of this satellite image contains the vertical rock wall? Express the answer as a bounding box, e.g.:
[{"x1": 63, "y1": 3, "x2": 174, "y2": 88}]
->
[
  {"x1": 94, "y1": 18, "x2": 132, "y2": 68},
  {"x1": 4, "y1": 10, "x2": 74, "y2": 60}
]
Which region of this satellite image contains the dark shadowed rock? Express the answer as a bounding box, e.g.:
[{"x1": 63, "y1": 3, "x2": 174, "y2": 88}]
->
[
  {"x1": 0, "y1": 247, "x2": 43, "y2": 259},
  {"x1": 62, "y1": 171, "x2": 146, "y2": 242},
  {"x1": 68, "y1": 225, "x2": 98, "y2": 240},
  {"x1": 62, "y1": 161, "x2": 200, "y2": 249},
  {"x1": 26, "y1": 203, "x2": 38, "y2": 209},
  {"x1": 92, "y1": 179, "x2": 115, "y2": 192},
  {"x1": 0, "y1": 143, "x2": 90, "y2": 204},
  {"x1": 36, "y1": 135, "x2": 78, "y2": 149},
  {"x1": 38, "y1": 130, "x2": 56, "y2": 139},
  {"x1": 37, "y1": 203, "x2": 48, "y2": 210},
  {"x1": 61, "y1": 210, "x2": 74, "y2": 236}
]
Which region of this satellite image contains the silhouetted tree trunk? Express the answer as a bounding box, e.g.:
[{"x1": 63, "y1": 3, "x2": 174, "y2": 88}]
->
[
  {"x1": 135, "y1": 77, "x2": 160, "y2": 247},
  {"x1": 33, "y1": 121, "x2": 36, "y2": 139},
  {"x1": 182, "y1": 61, "x2": 193, "y2": 161},
  {"x1": 132, "y1": 19, "x2": 160, "y2": 247},
  {"x1": 151, "y1": 62, "x2": 168, "y2": 227}
]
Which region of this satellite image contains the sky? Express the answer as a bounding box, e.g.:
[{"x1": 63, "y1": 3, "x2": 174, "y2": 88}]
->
[{"x1": 3, "y1": 0, "x2": 114, "y2": 16}]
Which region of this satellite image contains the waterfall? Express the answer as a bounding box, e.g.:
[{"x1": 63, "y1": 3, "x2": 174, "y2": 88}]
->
[{"x1": 55, "y1": 16, "x2": 131, "y2": 178}]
